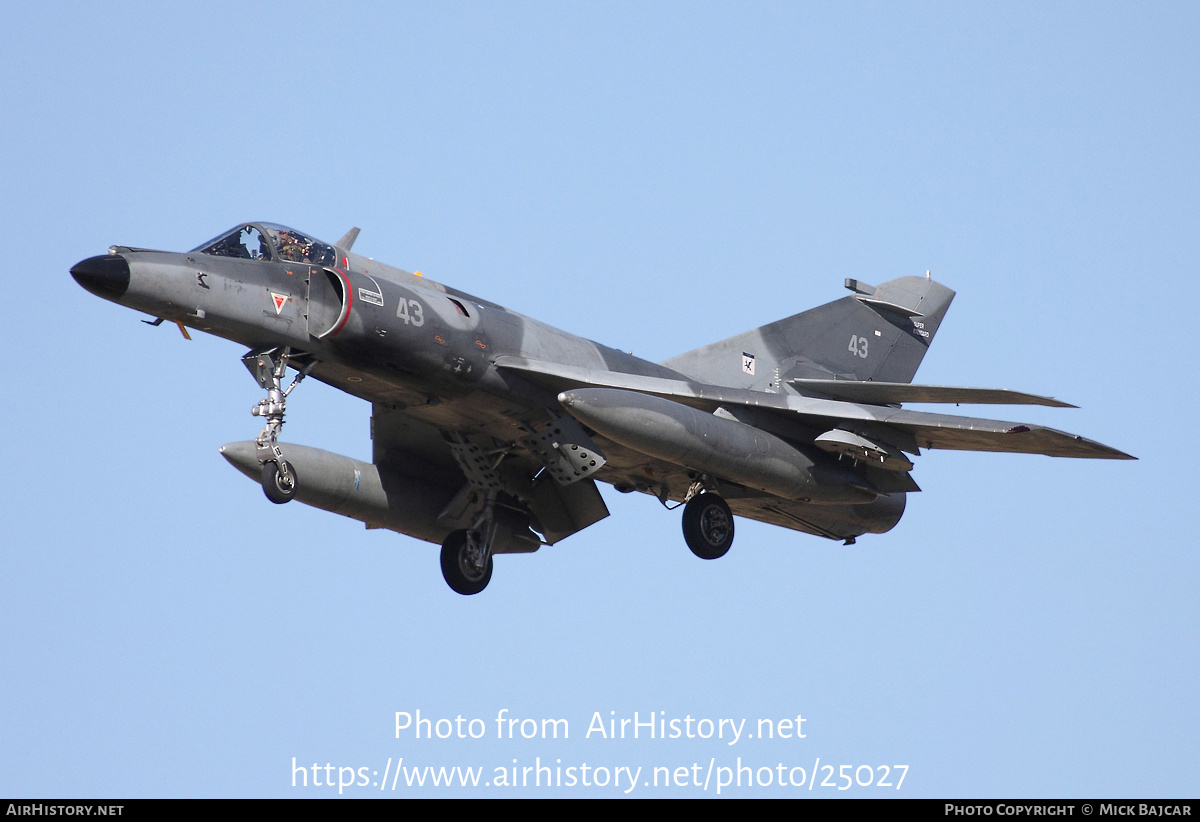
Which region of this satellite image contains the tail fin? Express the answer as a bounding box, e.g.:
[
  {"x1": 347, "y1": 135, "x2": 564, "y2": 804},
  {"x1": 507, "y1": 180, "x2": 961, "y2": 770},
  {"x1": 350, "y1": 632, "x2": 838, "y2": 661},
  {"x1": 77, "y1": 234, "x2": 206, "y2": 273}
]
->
[{"x1": 661, "y1": 276, "x2": 955, "y2": 388}]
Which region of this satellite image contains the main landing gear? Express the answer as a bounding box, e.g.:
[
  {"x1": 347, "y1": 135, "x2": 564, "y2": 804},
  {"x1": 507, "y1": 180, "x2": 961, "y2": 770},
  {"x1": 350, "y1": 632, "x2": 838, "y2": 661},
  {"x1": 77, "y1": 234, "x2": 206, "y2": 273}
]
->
[
  {"x1": 245, "y1": 347, "x2": 311, "y2": 505},
  {"x1": 440, "y1": 530, "x2": 494, "y2": 595},
  {"x1": 439, "y1": 492, "x2": 500, "y2": 595},
  {"x1": 681, "y1": 486, "x2": 734, "y2": 560}
]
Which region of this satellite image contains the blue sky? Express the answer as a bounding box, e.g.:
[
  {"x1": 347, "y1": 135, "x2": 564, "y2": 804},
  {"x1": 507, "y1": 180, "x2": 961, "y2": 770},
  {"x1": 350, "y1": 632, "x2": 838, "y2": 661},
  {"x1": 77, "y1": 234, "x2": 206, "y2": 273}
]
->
[{"x1": 2, "y1": 2, "x2": 1196, "y2": 797}]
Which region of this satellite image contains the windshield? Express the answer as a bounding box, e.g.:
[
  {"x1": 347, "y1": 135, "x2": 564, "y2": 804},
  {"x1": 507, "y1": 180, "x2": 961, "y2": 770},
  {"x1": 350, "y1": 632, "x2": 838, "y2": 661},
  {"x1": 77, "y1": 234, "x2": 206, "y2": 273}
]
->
[
  {"x1": 193, "y1": 224, "x2": 274, "y2": 261},
  {"x1": 193, "y1": 223, "x2": 337, "y2": 266}
]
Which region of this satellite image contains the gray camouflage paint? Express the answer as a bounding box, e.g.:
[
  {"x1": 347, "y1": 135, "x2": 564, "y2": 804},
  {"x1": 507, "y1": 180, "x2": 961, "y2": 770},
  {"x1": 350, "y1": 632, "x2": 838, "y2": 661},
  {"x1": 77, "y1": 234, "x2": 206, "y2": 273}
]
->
[{"x1": 72, "y1": 222, "x2": 1132, "y2": 577}]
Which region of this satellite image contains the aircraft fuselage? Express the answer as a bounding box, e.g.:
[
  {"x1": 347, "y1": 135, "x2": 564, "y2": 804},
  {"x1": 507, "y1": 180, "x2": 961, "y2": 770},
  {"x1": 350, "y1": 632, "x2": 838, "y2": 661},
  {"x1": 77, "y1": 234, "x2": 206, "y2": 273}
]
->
[{"x1": 73, "y1": 222, "x2": 1131, "y2": 594}]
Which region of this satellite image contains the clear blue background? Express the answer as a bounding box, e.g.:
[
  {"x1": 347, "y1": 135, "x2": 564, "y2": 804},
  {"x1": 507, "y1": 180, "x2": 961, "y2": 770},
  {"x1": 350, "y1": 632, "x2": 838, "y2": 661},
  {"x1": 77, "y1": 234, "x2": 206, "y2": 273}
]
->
[{"x1": 2, "y1": 2, "x2": 1194, "y2": 797}]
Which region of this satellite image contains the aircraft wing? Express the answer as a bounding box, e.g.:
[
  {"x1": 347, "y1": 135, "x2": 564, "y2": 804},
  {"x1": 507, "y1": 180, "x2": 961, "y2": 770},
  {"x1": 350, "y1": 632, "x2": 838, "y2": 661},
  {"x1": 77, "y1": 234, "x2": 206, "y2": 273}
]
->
[
  {"x1": 493, "y1": 355, "x2": 752, "y2": 408},
  {"x1": 787, "y1": 379, "x2": 1075, "y2": 407},
  {"x1": 864, "y1": 408, "x2": 1133, "y2": 459},
  {"x1": 493, "y1": 355, "x2": 1134, "y2": 461}
]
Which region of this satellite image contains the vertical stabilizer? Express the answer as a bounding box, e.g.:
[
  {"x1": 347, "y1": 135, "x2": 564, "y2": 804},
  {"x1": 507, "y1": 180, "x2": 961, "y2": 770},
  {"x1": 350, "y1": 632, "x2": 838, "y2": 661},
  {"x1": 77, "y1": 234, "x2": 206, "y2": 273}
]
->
[{"x1": 661, "y1": 276, "x2": 954, "y2": 389}]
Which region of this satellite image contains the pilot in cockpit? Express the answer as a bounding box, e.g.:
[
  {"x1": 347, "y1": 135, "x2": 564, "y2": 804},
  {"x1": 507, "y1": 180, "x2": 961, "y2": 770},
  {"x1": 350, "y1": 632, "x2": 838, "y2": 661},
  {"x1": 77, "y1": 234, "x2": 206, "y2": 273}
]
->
[{"x1": 276, "y1": 229, "x2": 306, "y2": 262}]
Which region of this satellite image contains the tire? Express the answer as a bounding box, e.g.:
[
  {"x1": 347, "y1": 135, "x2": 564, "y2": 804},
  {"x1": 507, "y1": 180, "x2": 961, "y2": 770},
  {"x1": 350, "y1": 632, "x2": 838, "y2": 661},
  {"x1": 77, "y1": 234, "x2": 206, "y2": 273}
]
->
[
  {"x1": 440, "y1": 530, "x2": 493, "y2": 595},
  {"x1": 262, "y1": 460, "x2": 297, "y2": 504},
  {"x1": 682, "y1": 493, "x2": 734, "y2": 560}
]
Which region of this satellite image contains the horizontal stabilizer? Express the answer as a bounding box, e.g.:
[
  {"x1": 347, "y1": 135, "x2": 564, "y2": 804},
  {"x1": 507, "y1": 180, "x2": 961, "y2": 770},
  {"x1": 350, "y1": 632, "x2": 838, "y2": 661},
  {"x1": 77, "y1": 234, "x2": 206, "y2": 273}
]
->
[
  {"x1": 861, "y1": 466, "x2": 921, "y2": 494},
  {"x1": 789, "y1": 379, "x2": 1075, "y2": 408}
]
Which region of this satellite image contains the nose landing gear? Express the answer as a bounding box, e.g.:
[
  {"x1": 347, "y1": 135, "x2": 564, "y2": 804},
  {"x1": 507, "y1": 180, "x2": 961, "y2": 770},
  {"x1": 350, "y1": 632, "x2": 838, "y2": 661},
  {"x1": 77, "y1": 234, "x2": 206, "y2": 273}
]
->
[
  {"x1": 245, "y1": 348, "x2": 311, "y2": 504},
  {"x1": 261, "y1": 459, "x2": 298, "y2": 504}
]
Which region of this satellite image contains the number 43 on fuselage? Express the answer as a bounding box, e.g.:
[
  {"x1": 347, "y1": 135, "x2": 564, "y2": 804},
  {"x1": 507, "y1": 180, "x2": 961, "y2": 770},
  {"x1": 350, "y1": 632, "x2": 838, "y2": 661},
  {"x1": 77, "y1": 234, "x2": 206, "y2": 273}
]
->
[{"x1": 71, "y1": 222, "x2": 1133, "y2": 595}]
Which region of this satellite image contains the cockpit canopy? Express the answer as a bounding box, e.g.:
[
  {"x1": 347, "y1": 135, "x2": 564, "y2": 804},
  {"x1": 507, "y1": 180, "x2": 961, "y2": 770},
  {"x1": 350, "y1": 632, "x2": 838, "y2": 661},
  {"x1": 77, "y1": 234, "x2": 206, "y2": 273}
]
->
[{"x1": 193, "y1": 223, "x2": 337, "y2": 266}]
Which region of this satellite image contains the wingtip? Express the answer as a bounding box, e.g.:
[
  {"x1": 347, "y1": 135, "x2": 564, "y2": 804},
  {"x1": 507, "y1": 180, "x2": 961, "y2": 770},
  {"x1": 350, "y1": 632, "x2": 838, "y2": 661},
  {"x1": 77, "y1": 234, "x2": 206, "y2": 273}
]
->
[{"x1": 1088, "y1": 437, "x2": 1136, "y2": 460}]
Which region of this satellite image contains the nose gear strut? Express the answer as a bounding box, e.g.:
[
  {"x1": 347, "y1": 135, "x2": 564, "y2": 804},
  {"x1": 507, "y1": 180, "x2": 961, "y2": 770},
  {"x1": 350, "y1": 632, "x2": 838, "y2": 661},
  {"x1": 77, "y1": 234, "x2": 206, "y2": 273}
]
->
[{"x1": 244, "y1": 347, "x2": 313, "y2": 503}]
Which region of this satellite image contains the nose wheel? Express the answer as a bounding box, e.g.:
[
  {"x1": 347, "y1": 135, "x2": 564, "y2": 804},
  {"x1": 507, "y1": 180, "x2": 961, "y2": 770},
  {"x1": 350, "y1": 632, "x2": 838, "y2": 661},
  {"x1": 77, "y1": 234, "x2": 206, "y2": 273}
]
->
[
  {"x1": 682, "y1": 492, "x2": 734, "y2": 560},
  {"x1": 262, "y1": 459, "x2": 298, "y2": 504}
]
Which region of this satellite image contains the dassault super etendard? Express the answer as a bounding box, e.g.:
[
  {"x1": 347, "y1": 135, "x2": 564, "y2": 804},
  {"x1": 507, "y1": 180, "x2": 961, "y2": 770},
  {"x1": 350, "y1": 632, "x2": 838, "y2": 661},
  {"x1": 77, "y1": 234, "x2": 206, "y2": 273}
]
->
[{"x1": 72, "y1": 223, "x2": 1133, "y2": 594}]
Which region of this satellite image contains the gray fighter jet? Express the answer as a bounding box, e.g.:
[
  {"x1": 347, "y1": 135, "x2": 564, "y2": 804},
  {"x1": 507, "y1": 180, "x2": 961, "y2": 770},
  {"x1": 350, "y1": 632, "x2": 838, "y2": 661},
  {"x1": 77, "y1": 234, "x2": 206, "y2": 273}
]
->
[{"x1": 72, "y1": 223, "x2": 1133, "y2": 594}]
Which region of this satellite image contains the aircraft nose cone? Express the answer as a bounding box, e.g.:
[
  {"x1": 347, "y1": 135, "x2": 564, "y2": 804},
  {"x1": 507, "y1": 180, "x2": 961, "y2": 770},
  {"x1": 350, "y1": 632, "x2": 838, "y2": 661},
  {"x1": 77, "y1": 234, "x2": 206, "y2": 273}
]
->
[{"x1": 71, "y1": 254, "x2": 130, "y2": 300}]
